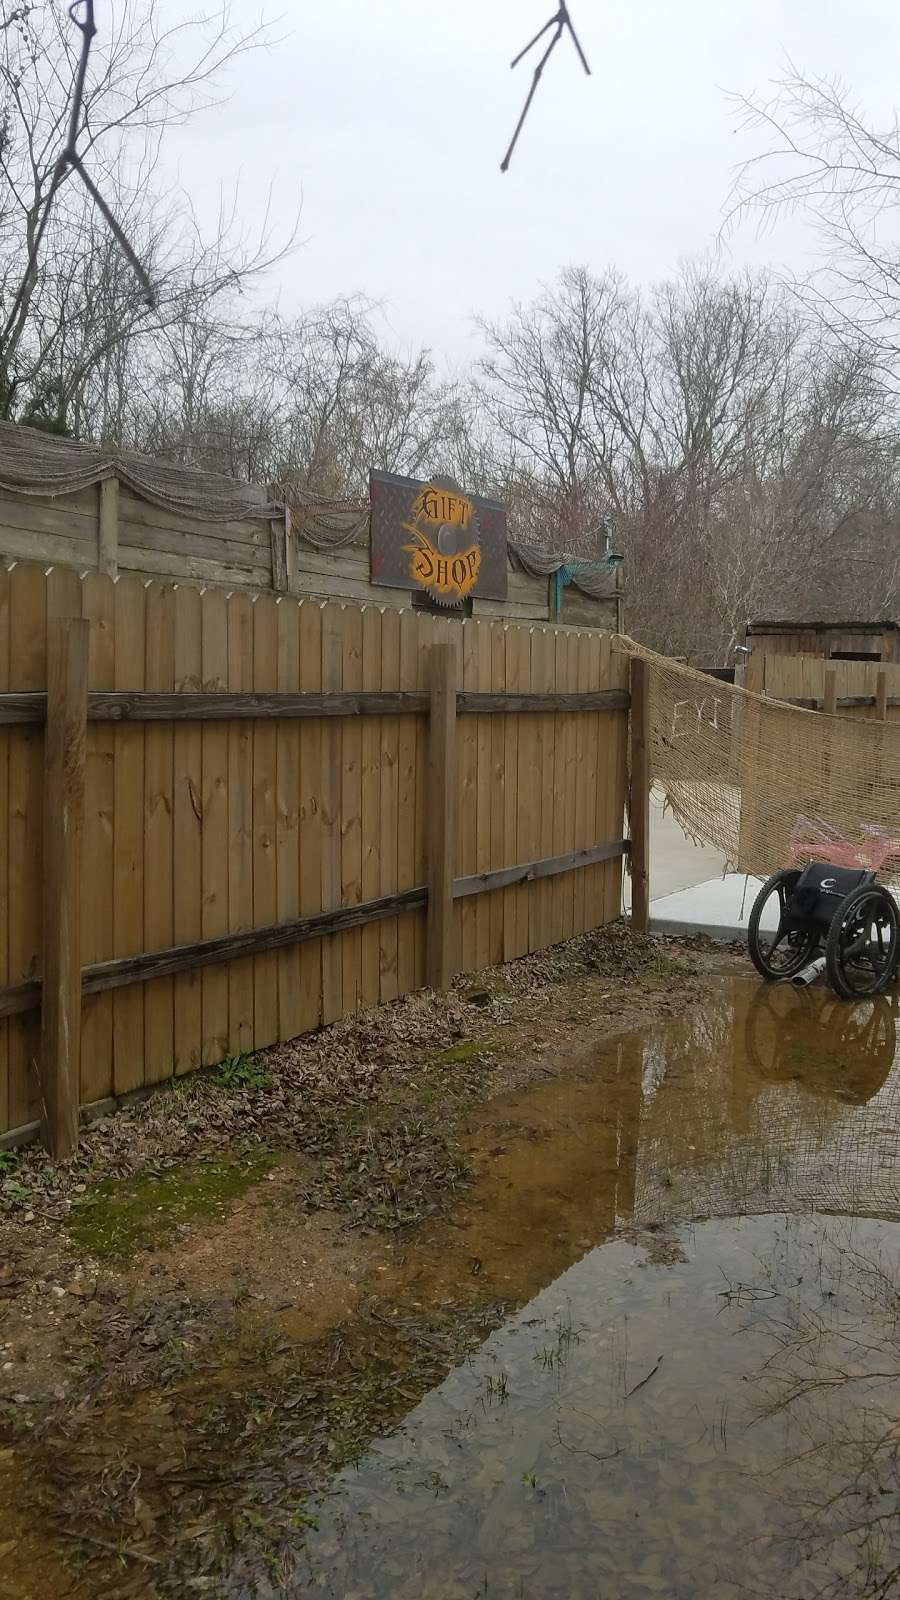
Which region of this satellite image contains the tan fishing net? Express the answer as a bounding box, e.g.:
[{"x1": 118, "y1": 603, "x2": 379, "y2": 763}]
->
[{"x1": 617, "y1": 639, "x2": 900, "y2": 882}]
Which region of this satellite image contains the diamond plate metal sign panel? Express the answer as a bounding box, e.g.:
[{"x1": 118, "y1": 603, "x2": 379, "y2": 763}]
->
[{"x1": 369, "y1": 469, "x2": 508, "y2": 606}]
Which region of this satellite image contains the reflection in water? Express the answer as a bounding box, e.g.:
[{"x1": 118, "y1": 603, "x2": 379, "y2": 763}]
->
[
  {"x1": 633, "y1": 983, "x2": 900, "y2": 1226},
  {"x1": 231, "y1": 980, "x2": 900, "y2": 1599},
  {"x1": 294, "y1": 1216, "x2": 900, "y2": 1600}
]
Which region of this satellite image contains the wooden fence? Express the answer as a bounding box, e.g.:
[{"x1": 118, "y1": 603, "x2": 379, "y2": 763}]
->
[
  {"x1": 0, "y1": 466, "x2": 620, "y2": 629},
  {"x1": 759, "y1": 654, "x2": 900, "y2": 719},
  {"x1": 0, "y1": 562, "x2": 630, "y2": 1154}
]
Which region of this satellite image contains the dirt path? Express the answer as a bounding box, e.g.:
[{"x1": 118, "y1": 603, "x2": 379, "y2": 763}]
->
[{"x1": 0, "y1": 925, "x2": 742, "y2": 1598}]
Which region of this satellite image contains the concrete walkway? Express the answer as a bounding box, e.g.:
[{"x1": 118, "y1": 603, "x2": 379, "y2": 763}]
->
[
  {"x1": 622, "y1": 790, "x2": 768, "y2": 941},
  {"x1": 649, "y1": 873, "x2": 773, "y2": 941}
]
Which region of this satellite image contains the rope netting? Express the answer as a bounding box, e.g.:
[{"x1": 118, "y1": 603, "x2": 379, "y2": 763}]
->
[
  {"x1": 617, "y1": 639, "x2": 900, "y2": 882},
  {"x1": 0, "y1": 420, "x2": 276, "y2": 522},
  {"x1": 1, "y1": 424, "x2": 620, "y2": 592}
]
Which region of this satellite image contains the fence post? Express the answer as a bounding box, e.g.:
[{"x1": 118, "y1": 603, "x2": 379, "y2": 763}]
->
[
  {"x1": 876, "y1": 669, "x2": 888, "y2": 721},
  {"x1": 98, "y1": 476, "x2": 119, "y2": 578},
  {"x1": 427, "y1": 641, "x2": 457, "y2": 990},
  {"x1": 270, "y1": 514, "x2": 288, "y2": 593},
  {"x1": 40, "y1": 617, "x2": 89, "y2": 1158},
  {"x1": 824, "y1": 665, "x2": 837, "y2": 716},
  {"x1": 283, "y1": 505, "x2": 298, "y2": 594},
  {"x1": 628, "y1": 656, "x2": 650, "y2": 935}
]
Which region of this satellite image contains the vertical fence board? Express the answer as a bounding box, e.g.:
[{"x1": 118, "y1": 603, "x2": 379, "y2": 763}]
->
[
  {"x1": 581, "y1": 633, "x2": 603, "y2": 931},
  {"x1": 320, "y1": 603, "x2": 344, "y2": 1023},
  {"x1": 526, "y1": 630, "x2": 543, "y2": 955},
  {"x1": 276, "y1": 599, "x2": 302, "y2": 1042},
  {"x1": 594, "y1": 636, "x2": 613, "y2": 924},
  {"x1": 513, "y1": 628, "x2": 532, "y2": 958},
  {"x1": 252, "y1": 595, "x2": 279, "y2": 1050},
  {"x1": 548, "y1": 632, "x2": 564, "y2": 946},
  {"x1": 340, "y1": 605, "x2": 363, "y2": 1016},
  {"x1": 629, "y1": 656, "x2": 651, "y2": 934},
  {"x1": 412, "y1": 611, "x2": 432, "y2": 989},
  {"x1": 488, "y1": 623, "x2": 506, "y2": 966},
  {"x1": 0, "y1": 572, "x2": 9, "y2": 1130},
  {"x1": 533, "y1": 629, "x2": 554, "y2": 953},
  {"x1": 112, "y1": 576, "x2": 145, "y2": 1095},
  {"x1": 298, "y1": 603, "x2": 323, "y2": 1033},
  {"x1": 173, "y1": 585, "x2": 203, "y2": 1074},
  {"x1": 502, "y1": 627, "x2": 519, "y2": 962},
  {"x1": 560, "y1": 633, "x2": 579, "y2": 943},
  {"x1": 200, "y1": 589, "x2": 229, "y2": 1065},
  {"x1": 458, "y1": 622, "x2": 479, "y2": 976},
  {"x1": 8, "y1": 568, "x2": 48, "y2": 1128},
  {"x1": 227, "y1": 593, "x2": 255, "y2": 1055},
  {"x1": 427, "y1": 641, "x2": 457, "y2": 991},
  {"x1": 143, "y1": 584, "x2": 176, "y2": 1084},
  {"x1": 396, "y1": 609, "x2": 419, "y2": 997},
  {"x1": 98, "y1": 477, "x2": 119, "y2": 578},
  {"x1": 605, "y1": 638, "x2": 629, "y2": 923},
  {"x1": 360, "y1": 606, "x2": 383, "y2": 1007},
  {"x1": 570, "y1": 633, "x2": 589, "y2": 935},
  {"x1": 40, "y1": 617, "x2": 88, "y2": 1157},
  {"x1": 474, "y1": 622, "x2": 493, "y2": 973},
  {"x1": 80, "y1": 574, "x2": 115, "y2": 1105},
  {"x1": 379, "y1": 608, "x2": 401, "y2": 1003}
]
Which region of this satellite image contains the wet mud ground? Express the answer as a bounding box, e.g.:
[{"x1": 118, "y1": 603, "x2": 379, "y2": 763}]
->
[{"x1": 3, "y1": 927, "x2": 900, "y2": 1597}]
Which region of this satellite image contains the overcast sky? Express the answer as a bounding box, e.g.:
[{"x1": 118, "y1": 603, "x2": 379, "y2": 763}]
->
[{"x1": 162, "y1": 0, "x2": 898, "y2": 368}]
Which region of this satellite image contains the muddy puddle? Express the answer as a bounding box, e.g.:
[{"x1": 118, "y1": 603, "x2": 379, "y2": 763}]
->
[
  {"x1": 235, "y1": 977, "x2": 900, "y2": 1599},
  {"x1": 9, "y1": 974, "x2": 900, "y2": 1598}
]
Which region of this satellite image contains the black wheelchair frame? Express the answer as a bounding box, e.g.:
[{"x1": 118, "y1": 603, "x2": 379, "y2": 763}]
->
[{"x1": 748, "y1": 861, "x2": 900, "y2": 1000}]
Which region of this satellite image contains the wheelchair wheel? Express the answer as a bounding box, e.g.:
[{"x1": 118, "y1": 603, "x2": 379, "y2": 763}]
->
[
  {"x1": 748, "y1": 871, "x2": 818, "y2": 981},
  {"x1": 824, "y1": 883, "x2": 900, "y2": 1000}
]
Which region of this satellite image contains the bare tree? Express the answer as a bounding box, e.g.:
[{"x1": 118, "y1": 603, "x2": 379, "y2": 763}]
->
[
  {"x1": 476, "y1": 259, "x2": 900, "y2": 659},
  {"x1": 0, "y1": 0, "x2": 295, "y2": 428},
  {"x1": 727, "y1": 67, "x2": 900, "y2": 370}
]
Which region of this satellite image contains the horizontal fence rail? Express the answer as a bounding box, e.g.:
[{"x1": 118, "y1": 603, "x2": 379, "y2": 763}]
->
[
  {"x1": 0, "y1": 562, "x2": 633, "y2": 1157},
  {"x1": 0, "y1": 836, "x2": 633, "y2": 1023},
  {"x1": 774, "y1": 693, "x2": 900, "y2": 712},
  {"x1": 0, "y1": 687, "x2": 630, "y2": 724},
  {"x1": 453, "y1": 840, "x2": 629, "y2": 899}
]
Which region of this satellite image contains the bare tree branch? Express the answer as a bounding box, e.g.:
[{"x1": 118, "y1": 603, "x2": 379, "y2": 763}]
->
[
  {"x1": 500, "y1": 4, "x2": 590, "y2": 173},
  {"x1": 2, "y1": 0, "x2": 154, "y2": 359}
]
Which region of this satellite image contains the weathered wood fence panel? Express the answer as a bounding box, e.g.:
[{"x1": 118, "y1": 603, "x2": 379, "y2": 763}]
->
[
  {"x1": 0, "y1": 562, "x2": 631, "y2": 1150},
  {"x1": 762, "y1": 654, "x2": 900, "y2": 719}
]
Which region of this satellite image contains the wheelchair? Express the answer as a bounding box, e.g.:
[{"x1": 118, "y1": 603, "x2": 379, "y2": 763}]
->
[{"x1": 748, "y1": 861, "x2": 900, "y2": 1000}]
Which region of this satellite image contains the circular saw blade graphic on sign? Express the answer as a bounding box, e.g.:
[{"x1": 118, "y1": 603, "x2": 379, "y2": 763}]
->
[{"x1": 402, "y1": 477, "x2": 481, "y2": 606}]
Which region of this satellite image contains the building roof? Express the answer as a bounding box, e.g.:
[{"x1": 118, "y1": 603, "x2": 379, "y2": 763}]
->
[{"x1": 747, "y1": 619, "x2": 900, "y2": 635}]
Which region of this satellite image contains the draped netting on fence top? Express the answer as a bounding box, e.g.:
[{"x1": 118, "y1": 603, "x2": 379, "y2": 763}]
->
[{"x1": 616, "y1": 638, "x2": 900, "y2": 882}]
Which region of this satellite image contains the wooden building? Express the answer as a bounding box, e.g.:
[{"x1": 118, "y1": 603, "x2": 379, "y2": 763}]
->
[
  {"x1": 0, "y1": 423, "x2": 622, "y2": 629},
  {"x1": 746, "y1": 619, "x2": 900, "y2": 664}
]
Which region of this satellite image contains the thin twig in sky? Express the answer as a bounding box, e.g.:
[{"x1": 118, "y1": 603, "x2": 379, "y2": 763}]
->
[{"x1": 501, "y1": 4, "x2": 591, "y2": 173}]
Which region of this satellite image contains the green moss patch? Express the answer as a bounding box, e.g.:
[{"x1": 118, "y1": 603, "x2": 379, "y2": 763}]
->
[
  {"x1": 68, "y1": 1150, "x2": 275, "y2": 1261},
  {"x1": 429, "y1": 1038, "x2": 497, "y2": 1067}
]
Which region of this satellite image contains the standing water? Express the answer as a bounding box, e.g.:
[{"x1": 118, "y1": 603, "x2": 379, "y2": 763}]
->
[{"x1": 230, "y1": 979, "x2": 900, "y2": 1599}]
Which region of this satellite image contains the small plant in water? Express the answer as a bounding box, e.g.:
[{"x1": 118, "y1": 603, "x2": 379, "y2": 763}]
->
[
  {"x1": 534, "y1": 1345, "x2": 560, "y2": 1370},
  {"x1": 521, "y1": 1471, "x2": 546, "y2": 1500},
  {"x1": 533, "y1": 1307, "x2": 582, "y2": 1370},
  {"x1": 484, "y1": 1371, "x2": 510, "y2": 1403}
]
